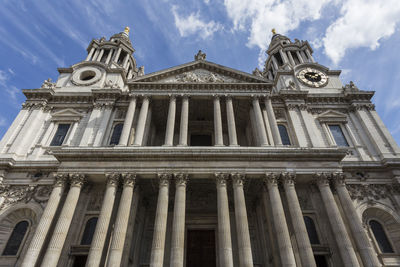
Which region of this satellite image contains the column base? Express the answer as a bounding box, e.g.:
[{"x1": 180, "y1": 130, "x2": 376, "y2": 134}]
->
[
  {"x1": 162, "y1": 144, "x2": 174, "y2": 147},
  {"x1": 177, "y1": 144, "x2": 188, "y2": 147}
]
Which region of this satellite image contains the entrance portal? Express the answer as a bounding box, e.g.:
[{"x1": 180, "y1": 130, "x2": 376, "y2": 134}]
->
[{"x1": 186, "y1": 229, "x2": 216, "y2": 267}]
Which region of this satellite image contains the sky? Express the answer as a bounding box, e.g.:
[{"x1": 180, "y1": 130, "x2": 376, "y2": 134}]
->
[{"x1": 0, "y1": 0, "x2": 400, "y2": 144}]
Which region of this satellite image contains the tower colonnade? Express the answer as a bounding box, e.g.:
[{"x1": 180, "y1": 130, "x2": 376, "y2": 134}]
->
[{"x1": 20, "y1": 171, "x2": 381, "y2": 267}]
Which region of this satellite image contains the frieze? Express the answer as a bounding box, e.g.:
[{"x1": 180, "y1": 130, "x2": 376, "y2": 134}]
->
[{"x1": 349, "y1": 103, "x2": 375, "y2": 112}]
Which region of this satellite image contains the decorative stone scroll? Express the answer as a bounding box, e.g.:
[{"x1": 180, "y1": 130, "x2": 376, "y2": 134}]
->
[{"x1": 161, "y1": 69, "x2": 240, "y2": 83}]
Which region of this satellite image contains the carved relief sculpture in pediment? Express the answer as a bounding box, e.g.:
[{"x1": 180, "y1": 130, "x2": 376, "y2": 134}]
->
[{"x1": 159, "y1": 69, "x2": 241, "y2": 83}]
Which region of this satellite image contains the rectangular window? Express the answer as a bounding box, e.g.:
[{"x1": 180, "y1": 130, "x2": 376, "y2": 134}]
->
[
  {"x1": 328, "y1": 125, "x2": 349, "y2": 147},
  {"x1": 50, "y1": 124, "x2": 70, "y2": 146},
  {"x1": 278, "y1": 125, "x2": 291, "y2": 145}
]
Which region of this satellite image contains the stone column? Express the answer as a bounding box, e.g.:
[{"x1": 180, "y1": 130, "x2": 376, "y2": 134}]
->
[
  {"x1": 214, "y1": 95, "x2": 224, "y2": 146},
  {"x1": 282, "y1": 173, "x2": 316, "y2": 267},
  {"x1": 287, "y1": 51, "x2": 296, "y2": 66},
  {"x1": 86, "y1": 173, "x2": 119, "y2": 267},
  {"x1": 113, "y1": 48, "x2": 122, "y2": 63},
  {"x1": 215, "y1": 173, "x2": 234, "y2": 267},
  {"x1": 21, "y1": 174, "x2": 68, "y2": 267},
  {"x1": 305, "y1": 49, "x2": 315, "y2": 63},
  {"x1": 314, "y1": 173, "x2": 360, "y2": 267},
  {"x1": 150, "y1": 174, "x2": 170, "y2": 267},
  {"x1": 164, "y1": 95, "x2": 176, "y2": 146},
  {"x1": 264, "y1": 173, "x2": 296, "y2": 267},
  {"x1": 93, "y1": 103, "x2": 114, "y2": 146},
  {"x1": 107, "y1": 173, "x2": 136, "y2": 267},
  {"x1": 119, "y1": 96, "x2": 137, "y2": 146},
  {"x1": 252, "y1": 97, "x2": 268, "y2": 146},
  {"x1": 134, "y1": 96, "x2": 150, "y2": 146},
  {"x1": 232, "y1": 173, "x2": 254, "y2": 267},
  {"x1": 96, "y1": 49, "x2": 104, "y2": 62},
  {"x1": 264, "y1": 97, "x2": 282, "y2": 145},
  {"x1": 296, "y1": 51, "x2": 304, "y2": 63},
  {"x1": 226, "y1": 96, "x2": 238, "y2": 146},
  {"x1": 170, "y1": 173, "x2": 188, "y2": 267},
  {"x1": 105, "y1": 49, "x2": 113, "y2": 64},
  {"x1": 41, "y1": 174, "x2": 86, "y2": 267},
  {"x1": 333, "y1": 173, "x2": 381, "y2": 267},
  {"x1": 179, "y1": 96, "x2": 189, "y2": 146},
  {"x1": 86, "y1": 48, "x2": 95, "y2": 61}
]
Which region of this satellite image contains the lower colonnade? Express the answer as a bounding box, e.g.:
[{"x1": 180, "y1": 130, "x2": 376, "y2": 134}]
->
[{"x1": 20, "y1": 171, "x2": 381, "y2": 267}]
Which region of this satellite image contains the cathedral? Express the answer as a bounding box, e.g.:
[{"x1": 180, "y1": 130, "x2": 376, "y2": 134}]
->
[{"x1": 0, "y1": 26, "x2": 399, "y2": 267}]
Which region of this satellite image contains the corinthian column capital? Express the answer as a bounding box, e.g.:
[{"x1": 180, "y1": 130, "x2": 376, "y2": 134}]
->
[
  {"x1": 105, "y1": 173, "x2": 121, "y2": 186},
  {"x1": 264, "y1": 172, "x2": 279, "y2": 186},
  {"x1": 281, "y1": 172, "x2": 296, "y2": 186},
  {"x1": 174, "y1": 173, "x2": 188, "y2": 187},
  {"x1": 314, "y1": 173, "x2": 332, "y2": 188},
  {"x1": 53, "y1": 173, "x2": 68, "y2": 188},
  {"x1": 69, "y1": 173, "x2": 86, "y2": 187},
  {"x1": 231, "y1": 173, "x2": 245, "y2": 187},
  {"x1": 215, "y1": 173, "x2": 229, "y2": 186},
  {"x1": 331, "y1": 172, "x2": 346, "y2": 187},
  {"x1": 157, "y1": 173, "x2": 171, "y2": 187},
  {"x1": 121, "y1": 173, "x2": 136, "y2": 187}
]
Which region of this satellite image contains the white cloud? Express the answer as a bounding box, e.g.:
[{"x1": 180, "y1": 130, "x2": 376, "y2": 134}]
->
[
  {"x1": 322, "y1": 0, "x2": 400, "y2": 64},
  {"x1": 0, "y1": 117, "x2": 6, "y2": 127},
  {"x1": 172, "y1": 5, "x2": 223, "y2": 39},
  {"x1": 223, "y1": 0, "x2": 332, "y2": 67}
]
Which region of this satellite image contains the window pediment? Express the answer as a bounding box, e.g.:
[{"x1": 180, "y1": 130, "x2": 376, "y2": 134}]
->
[
  {"x1": 51, "y1": 109, "x2": 84, "y2": 122},
  {"x1": 317, "y1": 110, "x2": 348, "y2": 123}
]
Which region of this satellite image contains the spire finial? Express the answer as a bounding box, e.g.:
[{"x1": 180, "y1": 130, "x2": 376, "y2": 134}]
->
[
  {"x1": 124, "y1": 26, "x2": 130, "y2": 35},
  {"x1": 272, "y1": 28, "x2": 276, "y2": 35}
]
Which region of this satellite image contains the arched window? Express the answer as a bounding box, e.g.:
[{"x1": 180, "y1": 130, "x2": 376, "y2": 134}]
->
[
  {"x1": 369, "y1": 220, "x2": 394, "y2": 253},
  {"x1": 304, "y1": 216, "x2": 320, "y2": 244},
  {"x1": 109, "y1": 123, "x2": 123, "y2": 145},
  {"x1": 80, "y1": 217, "x2": 98, "y2": 245},
  {"x1": 2, "y1": 220, "x2": 29, "y2": 255},
  {"x1": 278, "y1": 125, "x2": 291, "y2": 145}
]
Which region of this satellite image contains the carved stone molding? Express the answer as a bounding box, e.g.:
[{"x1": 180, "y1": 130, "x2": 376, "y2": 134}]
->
[
  {"x1": 215, "y1": 173, "x2": 229, "y2": 186},
  {"x1": 121, "y1": 173, "x2": 136, "y2": 187},
  {"x1": 349, "y1": 103, "x2": 375, "y2": 112},
  {"x1": 331, "y1": 172, "x2": 346, "y2": 186},
  {"x1": 174, "y1": 173, "x2": 188, "y2": 187},
  {"x1": 0, "y1": 184, "x2": 54, "y2": 210}
]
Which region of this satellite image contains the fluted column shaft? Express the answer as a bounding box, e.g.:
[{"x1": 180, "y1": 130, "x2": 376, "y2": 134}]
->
[
  {"x1": 150, "y1": 174, "x2": 170, "y2": 267},
  {"x1": 226, "y1": 97, "x2": 238, "y2": 146},
  {"x1": 170, "y1": 174, "x2": 188, "y2": 267},
  {"x1": 86, "y1": 174, "x2": 119, "y2": 267},
  {"x1": 315, "y1": 173, "x2": 360, "y2": 267},
  {"x1": 264, "y1": 173, "x2": 296, "y2": 267},
  {"x1": 252, "y1": 97, "x2": 268, "y2": 146},
  {"x1": 119, "y1": 96, "x2": 137, "y2": 146},
  {"x1": 179, "y1": 96, "x2": 189, "y2": 146},
  {"x1": 21, "y1": 174, "x2": 68, "y2": 267},
  {"x1": 134, "y1": 97, "x2": 150, "y2": 146},
  {"x1": 232, "y1": 173, "x2": 253, "y2": 267},
  {"x1": 282, "y1": 173, "x2": 316, "y2": 267},
  {"x1": 265, "y1": 97, "x2": 282, "y2": 145},
  {"x1": 107, "y1": 174, "x2": 136, "y2": 267},
  {"x1": 215, "y1": 173, "x2": 234, "y2": 267},
  {"x1": 333, "y1": 174, "x2": 381, "y2": 267},
  {"x1": 214, "y1": 96, "x2": 224, "y2": 146},
  {"x1": 41, "y1": 174, "x2": 86, "y2": 267},
  {"x1": 164, "y1": 96, "x2": 176, "y2": 146}
]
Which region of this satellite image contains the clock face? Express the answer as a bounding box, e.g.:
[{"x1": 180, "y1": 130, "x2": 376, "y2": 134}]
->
[{"x1": 296, "y1": 68, "x2": 328, "y2": 88}]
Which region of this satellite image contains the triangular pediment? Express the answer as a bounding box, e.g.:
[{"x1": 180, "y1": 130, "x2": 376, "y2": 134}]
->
[
  {"x1": 317, "y1": 110, "x2": 348, "y2": 122},
  {"x1": 131, "y1": 60, "x2": 269, "y2": 84},
  {"x1": 51, "y1": 109, "x2": 84, "y2": 121}
]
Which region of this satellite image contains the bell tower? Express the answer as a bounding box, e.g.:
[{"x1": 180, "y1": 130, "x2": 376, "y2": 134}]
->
[
  {"x1": 262, "y1": 29, "x2": 315, "y2": 80},
  {"x1": 84, "y1": 27, "x2": 142, "y2": 79}
]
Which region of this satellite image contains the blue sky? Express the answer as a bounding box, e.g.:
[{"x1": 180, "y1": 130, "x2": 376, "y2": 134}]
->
[{"x1": 0, "y1": 0, "x2": 400, "y2": 144}]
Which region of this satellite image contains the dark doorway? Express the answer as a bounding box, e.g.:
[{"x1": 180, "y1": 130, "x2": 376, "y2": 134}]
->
[
  {"x1": 314, "y1": 255, "x2": 329, "y2": 267},
  {"x1": 190, "y1": 134, "x2": 212, "y2": 146},
  {"x1": 186, "y1": 229, "x2": 216, "y2": 267}
]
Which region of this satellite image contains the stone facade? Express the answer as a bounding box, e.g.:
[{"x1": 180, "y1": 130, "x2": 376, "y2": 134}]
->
[{"x1": 0, "y1": 28, "x2": 399, "y2": 267}]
